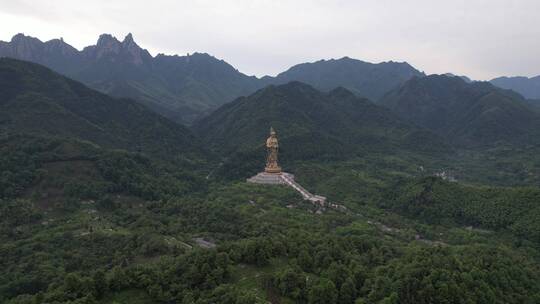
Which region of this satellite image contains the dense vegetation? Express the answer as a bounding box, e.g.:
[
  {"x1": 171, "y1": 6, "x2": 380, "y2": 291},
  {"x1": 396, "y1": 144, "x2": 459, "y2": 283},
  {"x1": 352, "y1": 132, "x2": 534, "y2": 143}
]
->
[
  {"x1": 2, "y1": 58, "x2": 540, "y2": 303},
  {"x1": 0, "y1": 135, "x2": 206, "y2": 202},
  {"x1": 194, "y1": 82, "x2": 450, "y2": 180},
  {"x1": 261, "y1": 57, "x2": 423, "y2": 101},
  {"x1": 3, "y1": 134, "x2": 540, "y2": 303},
  {"x1": 4, "y1": 175, "x2": 540, "y2": 304},
  {"x1": 195, "y1": 80, "x2": 540, "y2": 186},
  {"x1": 195, "y1": 82, "x2": 446, "y2": 154},
  {"x1": 0, "y1": 58, "x2": 208, "y2": 161},
  {"x1": 382, "y1": 177, "x2": 540, "y2": 243}
]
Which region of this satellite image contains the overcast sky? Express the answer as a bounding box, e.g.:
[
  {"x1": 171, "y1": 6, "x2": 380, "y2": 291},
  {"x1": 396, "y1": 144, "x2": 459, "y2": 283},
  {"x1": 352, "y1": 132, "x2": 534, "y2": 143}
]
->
[{"x1": 0, "y1": 0, "x2": 538, "y2": 80}]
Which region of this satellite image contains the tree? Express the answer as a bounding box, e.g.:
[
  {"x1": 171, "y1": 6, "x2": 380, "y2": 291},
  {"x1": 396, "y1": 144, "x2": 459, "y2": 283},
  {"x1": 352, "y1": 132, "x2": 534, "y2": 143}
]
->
[
  {"x1": 298, "y1": 249, "x2": 314, "y2": 272},
  {"x1": 323, "y1": 262, "x2": 351, "y2": 288},
  {"x1": 339, "y1": 277, "x2": 357, "y2": 304},
  {"x1": 92, "y1": 270, "x2": 107, "y2": 299},
  {"x1": 309, "y1": 278, "x2": 338, "y2": 304},
  {"x1": 274, "y1": 266, "x2": 306, "y2": 300}
]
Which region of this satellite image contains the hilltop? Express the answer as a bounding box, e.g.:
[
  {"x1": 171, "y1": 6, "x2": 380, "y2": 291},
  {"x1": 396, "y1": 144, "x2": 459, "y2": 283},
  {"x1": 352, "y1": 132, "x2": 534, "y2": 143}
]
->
[
  {"x1": 0, "y1": 58, "x2": 207, "y2": 160},
  {"x1": 381, "y1": 74, "x2": 540, "y2": 147},
  {"x1": 263, "y1": 57, "x2": 423, "y2": 101}
]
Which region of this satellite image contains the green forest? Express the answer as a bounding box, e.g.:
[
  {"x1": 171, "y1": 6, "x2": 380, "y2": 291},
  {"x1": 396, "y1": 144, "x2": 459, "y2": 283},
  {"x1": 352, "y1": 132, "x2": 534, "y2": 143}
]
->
[
  {"x1": 3, "y1": 132, "x2": 540, "y2": 303},
  {"x1": 1, "y1": 58, "x2": 540, "y2": 304}
]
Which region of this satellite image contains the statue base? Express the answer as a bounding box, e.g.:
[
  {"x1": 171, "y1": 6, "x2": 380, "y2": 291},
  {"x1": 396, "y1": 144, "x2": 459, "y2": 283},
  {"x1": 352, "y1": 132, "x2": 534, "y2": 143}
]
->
[
  {"x1": 247, "y1": 172, "x2": 328, "y2": 206},
  {"x1": 247, "y1": 172, "x2": 293, "y2": 185},
  {"x1": 264, "y1": 166, "x2": 282, "y2": 174}
]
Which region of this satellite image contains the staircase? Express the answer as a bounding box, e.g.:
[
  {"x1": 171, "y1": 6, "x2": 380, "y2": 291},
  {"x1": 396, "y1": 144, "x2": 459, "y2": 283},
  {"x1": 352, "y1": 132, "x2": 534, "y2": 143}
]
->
[
  {"x1": 247, "y1": 171, "x2": 327, "y2": 206},
  {"x1": 280, "y1": 173, "x2": 326, "y2": 205}
]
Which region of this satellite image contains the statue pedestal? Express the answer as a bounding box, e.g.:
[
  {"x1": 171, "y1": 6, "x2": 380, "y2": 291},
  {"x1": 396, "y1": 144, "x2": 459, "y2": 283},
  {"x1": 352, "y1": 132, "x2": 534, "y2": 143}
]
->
[
  {"x1": 247, "y1": 172, "x2": 327, "y2": 205},
  {"x1": 265, "y1": 166, "x2": 282, "y2": 174},
  {"x1": 247, "y1": 172, "x2": 294, "y2": 185}
]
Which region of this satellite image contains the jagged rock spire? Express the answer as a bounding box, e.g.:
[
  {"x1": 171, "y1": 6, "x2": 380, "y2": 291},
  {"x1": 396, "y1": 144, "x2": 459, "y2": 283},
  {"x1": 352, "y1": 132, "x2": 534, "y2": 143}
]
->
[{"x1": 123, "y1": 33, "x2": 134, "y2": 43}]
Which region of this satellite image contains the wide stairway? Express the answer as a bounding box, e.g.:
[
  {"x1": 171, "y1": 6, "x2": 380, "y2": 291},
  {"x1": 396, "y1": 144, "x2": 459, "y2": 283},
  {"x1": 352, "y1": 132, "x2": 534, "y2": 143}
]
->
[{"x1": 280, "y1": 173, "x2": 326, "y2": 204}]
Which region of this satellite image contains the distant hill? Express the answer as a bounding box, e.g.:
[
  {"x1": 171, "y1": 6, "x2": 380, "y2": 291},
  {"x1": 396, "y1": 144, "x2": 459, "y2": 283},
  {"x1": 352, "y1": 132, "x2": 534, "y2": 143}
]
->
[
  {"x1": 0, "y1": 33, "x2": 261, "y2": 124},
  {"x1": 0, "y1": 34, "x2": 428, "y2": 123},
  {"x1": 0, "y1": 58, "x2": 206, "y2": 160},
  {"x1": 381, "y1": 75, "x2": 540, "y2": 147},
  {"x1": 491, "y1": 75, "x2": 540, "y2": 100},
  {"x1": 382, "y1": 176, "x2": 540, "y2": 243},
  {"x1": 263, "y1": 57, "x2": 424, "y2": 101},
  {"x1": 194, "y1": 82, "x2": 448, "y2": 167},
  {"x1": 444, "y1": 73, "x2": 472, "y2": 83}
]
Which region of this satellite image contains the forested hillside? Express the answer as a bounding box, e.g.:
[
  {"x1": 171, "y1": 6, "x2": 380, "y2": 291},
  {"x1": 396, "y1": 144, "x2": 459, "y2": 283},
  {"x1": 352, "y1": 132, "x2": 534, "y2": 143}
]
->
[
  {"x1": 383, "y1": 177, "x2": 540, "y2": 243},
  {"x1": 0, "y1": 34, "x2": 425, "y2": 123},
  {"x1": 381, "y1": 75, "x2": 540, "y2": 147},
  {"x1": 263, "y1": 57, "x2": 423, "y2": 101},
  {"x1": 1, "y1": 59, "x2": 540, "y2": 304},
  {"x1": 4, "y1": 164, "x2": 540, "y2": 304},
  {"x1": 0, "y1": 58, "x2": 207, "y2": 161},
  {"x1": 194, "y1": 82, "x2": 449, "y2": 179}
]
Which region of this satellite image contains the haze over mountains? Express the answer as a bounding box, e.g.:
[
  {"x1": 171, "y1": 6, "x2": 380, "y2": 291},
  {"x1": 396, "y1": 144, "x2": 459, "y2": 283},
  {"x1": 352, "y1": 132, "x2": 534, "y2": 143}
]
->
[
  {"x1": 261, "y1": 57, "x2": 424, "y2": 101},
  {"x1": 0, "y1": 33, "x2": 427, "y2": 123},
  {"x1": 490, "y1": 75, "x2": 540, "y2": 100},
  {"x1": 0, "y1": 33, "x2": 262, "y2": 124},
  {"x1": 1, "y1": 32, "x2": 540, "y2": 155}
]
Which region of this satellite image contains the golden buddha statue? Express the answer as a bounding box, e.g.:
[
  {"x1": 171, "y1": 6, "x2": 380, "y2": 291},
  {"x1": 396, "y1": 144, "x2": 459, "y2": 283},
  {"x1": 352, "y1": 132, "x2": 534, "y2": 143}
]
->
[{"x1": 265, "y1": 127, "x2": 282, "y2": 174}]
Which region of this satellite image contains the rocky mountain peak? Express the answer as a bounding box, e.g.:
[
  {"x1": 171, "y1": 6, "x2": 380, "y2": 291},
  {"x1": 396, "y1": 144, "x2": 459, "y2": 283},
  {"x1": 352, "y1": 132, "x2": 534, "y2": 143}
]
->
[
  {"x1": 43, "y1": 38, "x2": 78, "y2": 56},
  {"x1": 7, "y1": 33, "x2": 43, "y2": 60},
  {"x1": 96, "y1": 34, "x2": 120, "y2": 46},
  {"x1": 95, "y1": 34, "x2": 121, "y2": 56},
  {"x1": 10, "y1": 33, "x2": 37, "y2": 43},
  {"x1": 121, "y1": 33, "x2": 151, "y2": 65},
  {"x1": 123, "y1": 33, "x2": 135, "y2": 44}
]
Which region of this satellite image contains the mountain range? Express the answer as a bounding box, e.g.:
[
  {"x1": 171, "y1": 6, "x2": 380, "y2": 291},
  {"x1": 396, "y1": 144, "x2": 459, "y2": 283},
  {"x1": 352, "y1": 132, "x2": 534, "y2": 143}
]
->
[
  {"x1": 3, "y1": 23, "x2": 540, "y2": 304},
  {"x1": 194, "y1": 81, "x2": 450, "y2": 178},
  {"x1": 0, "y1": 33, "x2": 425, "y2": 123},
  {"x1": 381, "y1": 75, "x2": 540, "y2": 147},
  {"x1": 261, "y1": 57, "x2": 424, "y2": 101},
  {"x1": 2, "y1": 32, "x2": 539, "y2": 153},
  {"x1": 195, "y1": 81, "x2": 446, "y2": 154},
  {"x1": 490, "y1": 75, "x2": 540, "y2": 100},
  {"x1": 0, "y1": 33, "x2": 261, "y2": 124}
]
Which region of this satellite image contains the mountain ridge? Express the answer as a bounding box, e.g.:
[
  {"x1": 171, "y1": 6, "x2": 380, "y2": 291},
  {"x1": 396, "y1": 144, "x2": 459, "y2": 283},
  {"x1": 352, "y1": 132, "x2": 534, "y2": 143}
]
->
[
  {"x1": 0, "y1": 33, "x2": 262, "y2": 124},
  {"x1": 491, "y1": 75, "x2": 540, "y2": 100},
  {"x1": 0, "y1": 57, "x2": 207, "y2": 160},
  {"x1": 0, "y1": 33, "x2": 426, "y2": 123},
  {"x1": 263, "y1": 56, "x2": 424, "y2": 101},
  {"x1": 194, "y1": 81, "x2": 450, "y2": 179},
  {"x1": 381, "y1": 74, "x2": 540, "y2": 147}
]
